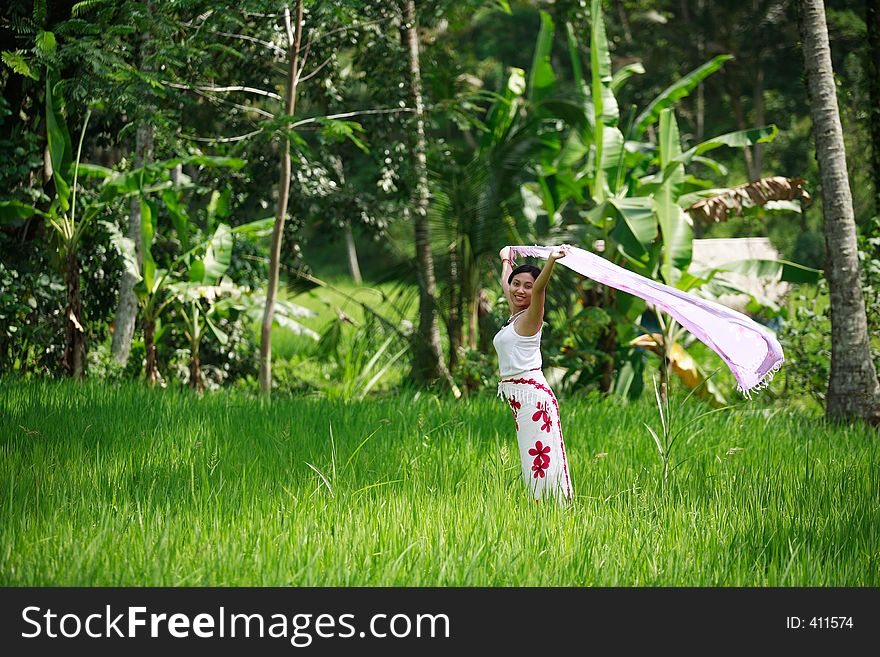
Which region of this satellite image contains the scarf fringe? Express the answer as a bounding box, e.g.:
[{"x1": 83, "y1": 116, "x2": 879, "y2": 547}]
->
[
  {"x1": 737, "y1": 357, "x2": 784, "y2": 399},
  {"x1": 497, "y1": 381, "x2": 551, "y2": 409}
]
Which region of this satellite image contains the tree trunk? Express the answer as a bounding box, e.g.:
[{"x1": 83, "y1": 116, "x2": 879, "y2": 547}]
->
[
  {"x1": 695, "y1": 0, "x2": 705, "y2": 144},
  {"x1": 144, "y1": 316, "x2": 160, "y2": 386},
  {"x1": 468, "y1": 293, "x2": 479, "y2": 351},
  {"x1": 344, "y1": 221, "x2": 363, "y2": 284},
  {"x1": 477, "y1": 288, "x2": 493, "y2": 353},
  {"x1": 727, "y1": 75, "x2": 758, "y2": 181},
  {"x1": 447, "y1": 241, "x2": 463, "y2": 371},
  {"x1": 189, "y1": 339, "x2": 203, "y2": 393},
  {"x1": 402, "y1": 0, "x2": 447, "y2": 388},
  {"x1": 112, "y1": 2, "x2": 154, "y2": 365},
  {"x1": 259, "y1": 0, "x2": 304, "y2": 397},
  {"x1": 867, "y1": 0, "x2": 880, "y2": 216},
  {"x1": 62, "y1": 252, "x2": 85, "y2": 379},
  {"x1": 111, "y1": 120, "x2": 153, "y2": 364},
  {"x1": 752, "y1": 58, "x2": 765, "y2": 180},
  {"x1": 798, "y1": 0, "x2": 880, "y2": 425}
]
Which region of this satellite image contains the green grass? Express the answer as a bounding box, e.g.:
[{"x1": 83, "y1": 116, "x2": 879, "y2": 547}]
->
[{"x1": 2, "y1": 379, "x2": 878, "y2": 586}]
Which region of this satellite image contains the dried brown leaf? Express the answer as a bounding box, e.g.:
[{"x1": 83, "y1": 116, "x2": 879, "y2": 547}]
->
[{"x1": 686, "y1": 176, "x2": 811, "y2": 224}]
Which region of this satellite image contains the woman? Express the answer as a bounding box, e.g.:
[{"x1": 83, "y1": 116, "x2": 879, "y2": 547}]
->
[{"x1": 493, "y1": 245, "x2": 573, "y2": 503}]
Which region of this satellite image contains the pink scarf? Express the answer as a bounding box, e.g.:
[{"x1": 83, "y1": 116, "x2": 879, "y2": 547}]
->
[{"x1": 510, "y1": 245, "x2": 784, "y2": 398}]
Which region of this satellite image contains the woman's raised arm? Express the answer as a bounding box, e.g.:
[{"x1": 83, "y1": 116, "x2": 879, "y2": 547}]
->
[
  {"x1": 517, "y1": 246, "x2": 568, "y2": 336},
  {"x1": 499, "y1": 246, "x2": 514, "y2": 301}
]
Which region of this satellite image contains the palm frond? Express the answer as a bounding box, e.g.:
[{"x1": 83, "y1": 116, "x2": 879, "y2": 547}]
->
[
  {"x1": 7, "y1": 15, "x2": 37, "y2": 36},
  {"x1": 71, "y1": 0, "x2": 112, "y2": 17},
  {"x1": 33, "y1": 0, "x2": 47, "y2": 25}
]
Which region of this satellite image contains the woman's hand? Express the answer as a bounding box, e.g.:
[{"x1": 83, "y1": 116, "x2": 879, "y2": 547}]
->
[
  {"x1": 499, "y1": 246, "x2": 512, "y2": 261},
  {"x1": 547, "y1": 245, "x2": 569, "y2": 262}
]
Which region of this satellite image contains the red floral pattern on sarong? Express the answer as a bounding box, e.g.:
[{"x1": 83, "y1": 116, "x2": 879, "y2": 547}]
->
[
  {"x1": 532, "y1": 401, "x2": 552, "y2": 433},
  {"x1": 508, "y1": 396, "x2": 521, "y2": 429},
  {"x1": 528, "y1": 440, "x2": 551, "y2": 478}
]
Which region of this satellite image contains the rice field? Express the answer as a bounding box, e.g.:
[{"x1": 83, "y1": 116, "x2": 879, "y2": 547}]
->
[{"x1": 2, "y1": 379, "x2": 878, "y2": 586}]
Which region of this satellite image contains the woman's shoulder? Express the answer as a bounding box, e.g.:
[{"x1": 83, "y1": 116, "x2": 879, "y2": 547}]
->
[{"x1": 511, "y1": 315, "x2": 543, "y2": 339}]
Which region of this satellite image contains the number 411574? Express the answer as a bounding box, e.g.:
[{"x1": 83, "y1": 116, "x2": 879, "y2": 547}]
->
[{"x1": 810, "y1": 617, "x2": 853, "y2": 629}]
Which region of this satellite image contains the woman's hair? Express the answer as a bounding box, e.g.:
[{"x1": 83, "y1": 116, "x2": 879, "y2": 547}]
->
[{"x1": 508, "y1": 264, "x2": 541, "y2": 285}]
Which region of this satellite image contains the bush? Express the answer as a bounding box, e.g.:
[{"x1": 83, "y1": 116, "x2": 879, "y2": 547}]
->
[
  {"x1": 543, "y1": 304, "x2": 613, "y2": 394},
  {"x1": 161, "y1": 306, "x2": 260, "y2": 390},
  {"x1": 0, "y1": 255, "x2": 66, "y2": 376},
  {"x1": 452, "y1": 347, "x2": 497, "y2": 393},
  {"x1": 776, "y1": 279, "x2": 830, "y2": 406}
]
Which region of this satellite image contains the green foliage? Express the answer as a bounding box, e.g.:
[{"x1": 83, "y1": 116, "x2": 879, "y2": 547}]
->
[
  {"x1": 544, "y1": 302, "x2": 613, "y2": 391},
  {"x1": 632, "y1": 55, "x2": 733, "y2": 138},
  {"x1": 0, "y1": 226, "x2": 121, "y2": 377},
  {"x1": 0, "y1": 0, "x2": 869, "y2": 401},
  {"x1": 304, "y1": 313, "x2": 408, "y2": 400},
  {"x1": 112, "y1": 191, "x2": 301, "y2": 385},
  {"x1": 85, "y1": 340, "x2": 127, "y2": 381},
  {"x1": 464, "y1": 1, "x2": 794, "y2": 401},
  {"x1": 451, "y1": 346, "x2": 498, "y2": 392},
  {"x1": 428, "y1": 60, "x2": 550, "y2": 360},
  {"x1": 316, "y1": 118, "x2": 369, "y2": 154},
  {"x1": 776, "y1": 281, "x2": 830, "y2": 407},
  {"x1": 1, "y1": 50, "x2": 39, "y2": 79},
  {"x1": 71, "y1": 0, "x2": 111, "y2": 18},
  {"x1": 0, "y1": 258, "x2": 65, "y2": 374},
  {"x1": 791, "y1": 230, "x2": 826, "y2": 270},
  {"x1": 161, "y1": 299, "x2": 260, "y2": 391},
  {"x1": 776, "y1": 219, "x2": 879, "y2": 408}
]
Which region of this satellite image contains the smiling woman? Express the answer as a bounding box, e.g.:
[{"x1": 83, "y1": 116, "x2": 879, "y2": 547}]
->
[{"x1": 493, "y1": 246, "x2": 573, "y2": 504}]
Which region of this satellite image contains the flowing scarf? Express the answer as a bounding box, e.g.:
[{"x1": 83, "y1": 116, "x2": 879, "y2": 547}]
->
[{"x1": 510, "y1": 245, "x2": 784, "y2": 398}]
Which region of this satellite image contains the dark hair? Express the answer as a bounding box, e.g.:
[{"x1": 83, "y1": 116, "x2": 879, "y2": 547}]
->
[{"x1": 508, "y1": 264, "x2": 541, "y2": 285}]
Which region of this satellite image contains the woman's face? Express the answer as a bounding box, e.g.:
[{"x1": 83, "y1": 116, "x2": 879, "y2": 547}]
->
[{"x1": 509, "y1": 272, "x2": 536, "y2": 311}]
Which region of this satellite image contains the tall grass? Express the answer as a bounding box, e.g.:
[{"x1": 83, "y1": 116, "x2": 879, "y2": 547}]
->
[{"x1": 2, "y1": 379, "x2": 877, "y2": 586}]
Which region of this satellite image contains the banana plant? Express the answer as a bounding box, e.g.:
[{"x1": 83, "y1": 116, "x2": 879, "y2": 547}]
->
[
  {"x1": 168, "y1": 217, "x2": 320, "y2": 392},
  {"x1": 117, "y1": 217, "x2": 228, "y2": 385},
  {"x1": 0, "y1": 74, "x2": 101, "y2": 377},
  {"x1": 93, "y1": 148, "x2": 278, "y2": 387},
  {"x1": 168, "y1": 221, "x2": 237, "y2": 393},
  {"x1": 107, "y1": 215, "x2": 318, "y2": 387},
  {"x1": 0, "y1": 70, "x2": 256, "y2": 379},
  {"x1": 509, "y1": 0, "x2": 822, "y2": 401}
]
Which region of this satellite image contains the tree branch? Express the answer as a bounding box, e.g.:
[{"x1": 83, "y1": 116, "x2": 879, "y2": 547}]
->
[
  {"x1": 213, "y1": 29, "x2": 286, "y2": 56},
  {"x1": 300, "y1": 17, "x2": 387, "y2": 52},
  {"x1": 179, "y1": 129, "x2": 263, "y2": 144},
  {"x1": 161, "y1": 80, "x2": 282, "y2": 101},
  {"x1": 290, "y1": 106, "x2": 414, "y2": 130},
  {"x1": 190, "y1": 87, "x2": 275, "y2": 118},
  {"x1": 295, "y1": 39, "x2": 311, "y2": 88},
  {"x1": 297, "y1": 55, "x2": 333, "y2": 83},
  {"x1": 242, "y1": 11, "x2": 280, "y2": 18}
]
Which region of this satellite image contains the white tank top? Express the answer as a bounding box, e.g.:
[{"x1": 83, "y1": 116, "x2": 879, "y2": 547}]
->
[{"x1": 493, "y1": 315, "x2": 542, "y2": 377}]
